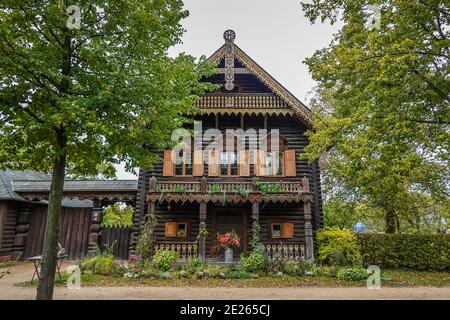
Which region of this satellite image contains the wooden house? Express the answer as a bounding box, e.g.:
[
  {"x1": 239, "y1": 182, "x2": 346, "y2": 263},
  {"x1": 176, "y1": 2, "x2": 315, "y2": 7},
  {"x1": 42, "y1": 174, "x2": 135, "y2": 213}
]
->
[{"x1": 133, "y1": 30, "x2": 323, "y2": 262}]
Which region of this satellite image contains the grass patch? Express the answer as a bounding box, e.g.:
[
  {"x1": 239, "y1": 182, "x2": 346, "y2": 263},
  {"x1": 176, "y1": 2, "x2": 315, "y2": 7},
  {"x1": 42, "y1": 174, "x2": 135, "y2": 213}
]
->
[{"x1": 16, "y1": 269, "x2": 450, "y2": 288}]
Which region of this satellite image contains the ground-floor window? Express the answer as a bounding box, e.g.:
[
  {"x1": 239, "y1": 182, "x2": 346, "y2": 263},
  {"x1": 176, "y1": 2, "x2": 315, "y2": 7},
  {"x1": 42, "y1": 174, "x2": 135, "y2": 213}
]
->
[
  {"x1": 165, "y1": 221, "x2": 189, "y2": 239},
  {"x1": 270, "y1": 222, "x2": 294, "y2": 239}
]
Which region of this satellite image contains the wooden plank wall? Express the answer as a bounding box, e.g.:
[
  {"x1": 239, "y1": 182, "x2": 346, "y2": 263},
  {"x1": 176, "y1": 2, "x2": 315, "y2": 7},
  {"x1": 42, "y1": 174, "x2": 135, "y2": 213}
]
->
[
  {"x1": 100, "y1": 227, "x2": 130, "y2": 260},
  {"x1": 0, "y1": 201, "x2": 18, "y2": 258},
  {"x1": 25, "y1": 205, "x2": 92, "y2": 260},
  {"x1": 259, "y1": 204, "x2": 306, "y2": 244}
]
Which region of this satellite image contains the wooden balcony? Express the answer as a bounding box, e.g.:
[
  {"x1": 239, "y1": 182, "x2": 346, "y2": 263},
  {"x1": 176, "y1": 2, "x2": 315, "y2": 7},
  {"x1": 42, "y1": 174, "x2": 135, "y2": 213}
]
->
[{"x1": 147, "y1": 178, "x2": 312, "y2": 204}]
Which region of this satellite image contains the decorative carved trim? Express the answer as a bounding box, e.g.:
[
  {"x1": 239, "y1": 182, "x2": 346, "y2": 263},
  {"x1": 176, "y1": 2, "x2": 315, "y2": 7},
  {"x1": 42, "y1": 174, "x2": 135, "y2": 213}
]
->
[
  {"x1": 215, "y1": 68, "x2": 251, "y2": 74},
  {"x1": 224, "y1": 30, "x2": 236, "y2": 91},
  {"x1": 208, "y1": 44, "x2": 312, "y2": 127},
  {"x1": 147, "y1": 192, "x2": 313, "y2": 204},
  {"x1": 202, "y1": 108, "x2": 294, "y2": 117},
  {"x1": 20, "y1": 191, "x2": 137, "y2": 201}
]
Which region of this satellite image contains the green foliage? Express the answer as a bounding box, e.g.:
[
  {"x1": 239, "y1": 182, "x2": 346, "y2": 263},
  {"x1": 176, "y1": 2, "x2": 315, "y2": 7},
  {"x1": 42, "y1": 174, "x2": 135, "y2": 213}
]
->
[
  {"x1": 280, "y1": 260, "x2": 299, "y2": 276},
  {"x1": 357, "y1": 233, "x2": 450, "y2": 271},
  {"x1": 301, "y1": 0, "x2": 450, "y2": 234},
  {"x1": 317, "y1": 227, "x2": 362, "y2": 267},
  {"x1": 279, "y1": 258, "x2": 314, "y2": 276},
  {"x1": 225, "y1": 270, "x2": 253, "y2": 279},
  {"x1": 197, "y1": 228, "x2": 209, "y2": 240},
  {"x1": 81, "y1": 253, "x2": 120, "y2": 276},
  {"x1": 209, "y1": 184, "x2": 222, "y2": 194},
  {"x1": 254, "y1": 179, "x2": 282, "y2": 194},
  {"x1": 323, "y1": 199, "x2": 360, "y2": 230},
  {"x1": 233, "y1": 186, "x2": 250, "y2": 197},
  {"x1": 136, "y1": 214, "x2": 157, "y2": 261},
  {"x1": 336, "y1": 267, "x2": 367, "y2": 282},
  {"x1": 101, "y1": 203, "x2": 133, "y2": 228},
  {"x1": 151, "y1": 250, "x2": 179, "y2": 271},
  {"x1": 239, "y1": 251, "x2": 266, "y2": 273},
  {"x1": 173, "y1": 185, "x2": 187, "y2": 193},
  {"x1": 0, "y1": 0, "x2": 216, "y2": 176}
]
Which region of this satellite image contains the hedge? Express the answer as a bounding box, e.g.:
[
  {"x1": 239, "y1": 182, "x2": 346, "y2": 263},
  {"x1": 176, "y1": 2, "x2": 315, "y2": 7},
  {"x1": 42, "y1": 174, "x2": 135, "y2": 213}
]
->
[{"x1": 356, "y1": 233, "x2": 450, "y2": 271}]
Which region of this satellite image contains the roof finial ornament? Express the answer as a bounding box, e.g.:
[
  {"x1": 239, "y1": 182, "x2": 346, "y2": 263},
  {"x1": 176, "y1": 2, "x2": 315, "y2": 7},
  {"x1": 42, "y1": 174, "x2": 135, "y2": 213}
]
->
[
  {"x1": 224, "y1": 29, "x2": 236, "y2": 42},
  {"x1": 223, "y1": 30, "x2": 236, "y2": 91}
]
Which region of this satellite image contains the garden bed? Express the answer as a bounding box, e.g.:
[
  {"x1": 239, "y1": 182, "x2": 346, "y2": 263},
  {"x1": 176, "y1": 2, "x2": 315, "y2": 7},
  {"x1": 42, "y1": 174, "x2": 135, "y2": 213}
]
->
[{"x1": 17, "y1": 269, "x2": 450, "y2": 288}]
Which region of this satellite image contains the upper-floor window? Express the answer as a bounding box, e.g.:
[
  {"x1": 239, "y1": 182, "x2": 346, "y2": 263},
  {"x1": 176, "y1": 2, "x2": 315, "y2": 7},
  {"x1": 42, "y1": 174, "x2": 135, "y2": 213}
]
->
[
  {"x1": 220, "y1": 151, "x2": 238, "y2": 176},
  {"x1": 265, "y1": 151, "x2": 284, "y2": 176},
  {"x1": 175, "y1": 151, "x2": 192, "y2": 176}
]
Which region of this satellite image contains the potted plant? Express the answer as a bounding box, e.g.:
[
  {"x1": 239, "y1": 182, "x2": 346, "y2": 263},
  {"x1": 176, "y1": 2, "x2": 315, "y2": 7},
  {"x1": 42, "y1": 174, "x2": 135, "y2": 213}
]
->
[{"x1": 217, "y1": 230, "x2": 240, "y2": 263}]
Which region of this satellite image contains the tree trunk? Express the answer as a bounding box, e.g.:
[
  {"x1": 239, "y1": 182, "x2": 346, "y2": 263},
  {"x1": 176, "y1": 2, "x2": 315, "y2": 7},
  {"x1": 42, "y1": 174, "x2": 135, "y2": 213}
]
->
[
  {"x1": 385, "y1": 210, "x2": 396, "y2": 234},
  {"x1": 36, "y1": 130, "x2": 67, "y2": 300}
]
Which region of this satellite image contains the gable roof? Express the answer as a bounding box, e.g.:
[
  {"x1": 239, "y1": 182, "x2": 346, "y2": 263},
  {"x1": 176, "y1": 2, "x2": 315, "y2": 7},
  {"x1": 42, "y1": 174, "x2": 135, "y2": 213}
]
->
[{"x1": 208, "y1": 42, "x2": 313, "y2": 128}]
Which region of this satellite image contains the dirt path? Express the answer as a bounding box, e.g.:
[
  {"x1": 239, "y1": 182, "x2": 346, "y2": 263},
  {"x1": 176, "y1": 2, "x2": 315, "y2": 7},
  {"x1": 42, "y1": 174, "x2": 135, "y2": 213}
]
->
[{"x1": 1, "y1": 262, "x2": 449, "y2": 300}]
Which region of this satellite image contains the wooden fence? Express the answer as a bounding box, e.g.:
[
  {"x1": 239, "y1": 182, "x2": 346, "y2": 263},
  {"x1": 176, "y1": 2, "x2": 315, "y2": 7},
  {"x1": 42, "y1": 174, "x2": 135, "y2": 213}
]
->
[
  {"x1": 25, "y1": 206, "x2": 91, "y2": 260},
  {"x1": 99, "y1": 227, "x2": 130, "y2": 260}
]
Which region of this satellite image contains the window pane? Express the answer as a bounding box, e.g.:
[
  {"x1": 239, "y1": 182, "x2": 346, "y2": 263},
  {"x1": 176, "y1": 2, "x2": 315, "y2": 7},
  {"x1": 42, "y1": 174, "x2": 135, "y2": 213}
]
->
[
  {"x1": 266, "y1": 152, "x2": 274, "y2": 176},
  {"x1": 175, "y1": 152, "x2": 183, "y2": 176},
  {"x1": 175, "y1": 164, "x2": 183, "y2": 176},
  {"x1": 275, "y1": 152, "x2": 283, "y2": 176},
  {"x1": 230, "y1": 152, "x2": 238, "y2": 175},
  {"x1": 185, "y1": 152, "x2": 192, "y2": 175},
  {"x1": 177, "y1": 223, "x2": 187, "y2": 237},
  {"x1": 220, "y1": 152, "x2": 228, "y2": 175},
  {"x1": 272, "y1": 224, "x2": 281, "y2": 238}
]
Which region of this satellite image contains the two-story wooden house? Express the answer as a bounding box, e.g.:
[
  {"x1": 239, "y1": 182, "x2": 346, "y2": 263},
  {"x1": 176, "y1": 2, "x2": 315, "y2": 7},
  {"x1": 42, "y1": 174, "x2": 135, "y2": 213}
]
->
[{"x1": 132, "y1": 30, "x2": 323, "y2": 262}]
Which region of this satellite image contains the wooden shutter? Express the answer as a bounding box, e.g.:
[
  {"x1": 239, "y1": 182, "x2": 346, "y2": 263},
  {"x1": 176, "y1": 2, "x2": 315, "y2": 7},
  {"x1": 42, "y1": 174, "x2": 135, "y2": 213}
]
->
[
  {"x1": 255, "y1": 150, "x2": 266, "y2": 176},
  {"x1": 238, "y1": 150, "x2": 250, "y2": 176},
  {"x1": 282, "y1": 223, "x2": 294, "y2": 239},
  {"x1": 193, "y1": 150, "x2": 204, "y2": 177},
  {"x1": 284, "y1": 150, "x2": 296, "y2": 177},
  {"x1": 162, "y1": 150, "x2": 174, "y2": 177},
  {"x1": 208, "y1": 150, "x2": 219, "y2": 177},
  {"x1": 165, "y1": 222, "x2": 177, "y2": 238}
]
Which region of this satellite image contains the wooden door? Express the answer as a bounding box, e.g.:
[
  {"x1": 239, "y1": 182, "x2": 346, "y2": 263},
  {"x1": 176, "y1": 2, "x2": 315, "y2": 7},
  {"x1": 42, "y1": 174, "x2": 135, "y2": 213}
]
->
[{"x1": 212, "y1": 208, "x2": 247, "y2": 256}]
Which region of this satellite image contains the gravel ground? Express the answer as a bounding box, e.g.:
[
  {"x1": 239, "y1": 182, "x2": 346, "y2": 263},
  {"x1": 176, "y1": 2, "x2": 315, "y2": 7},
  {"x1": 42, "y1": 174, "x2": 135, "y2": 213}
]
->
[{"x1": 1, "y1": 262, "x2": 449, "y2": 300}]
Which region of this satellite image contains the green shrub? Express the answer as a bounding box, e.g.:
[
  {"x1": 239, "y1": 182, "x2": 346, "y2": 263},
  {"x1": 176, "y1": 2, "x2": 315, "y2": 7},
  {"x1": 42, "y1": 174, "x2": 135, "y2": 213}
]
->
[
  {"x1": 81, "y1": 253, "x2": 119, "y2": 276},
  {"x1": 317, "y1": 227, "x2": 362, "y2": 266},
  {"x1": 357, "y1": 233, "x2": 450, "y2": 270},
  {"x1": 336, "y1": 267, "x2": 367, "y2": 282},
  {"x1": 280, "y1": 260, "x2": 299, "y2": 276},
  {"x1": 152, "y1": 250, "x2": 179, "y2": 271},
  {"x1": 239, "y1": 251, "x2": 266, "y2": 273}
]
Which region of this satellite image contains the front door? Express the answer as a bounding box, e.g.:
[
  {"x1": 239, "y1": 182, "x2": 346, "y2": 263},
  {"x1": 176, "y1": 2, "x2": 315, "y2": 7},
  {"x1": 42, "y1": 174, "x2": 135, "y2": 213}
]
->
[{"x1": 213, "y1": 208, "x2": 247, "y2": 256}]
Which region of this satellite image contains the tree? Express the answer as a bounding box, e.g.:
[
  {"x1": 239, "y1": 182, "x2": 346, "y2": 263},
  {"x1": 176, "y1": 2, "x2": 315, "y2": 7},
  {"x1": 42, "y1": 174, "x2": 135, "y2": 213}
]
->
[
  {"x1": 0, "y1": 0, "x2": 214, "y2": 299},
  {"x1": 300, "y1": 0, "x2": 449, "y2": 233},
  {"x1": 101, "y1": 202, "x2": 133, "y2": 228}
]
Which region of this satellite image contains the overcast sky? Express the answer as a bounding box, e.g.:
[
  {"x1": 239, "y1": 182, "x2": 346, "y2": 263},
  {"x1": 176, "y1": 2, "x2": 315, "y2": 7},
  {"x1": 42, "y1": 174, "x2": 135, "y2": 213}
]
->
[{"x1": 115, "y1": 0, "x2": 340, "y2": 179}]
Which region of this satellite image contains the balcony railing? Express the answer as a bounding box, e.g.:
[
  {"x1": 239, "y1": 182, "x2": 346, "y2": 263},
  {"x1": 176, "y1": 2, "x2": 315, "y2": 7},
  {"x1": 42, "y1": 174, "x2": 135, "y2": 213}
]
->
[
  {"x1": 154, "y1": 242, "x2": 305, "y2": 262},
  {"x1": 154, "y1": 181, "x2": 304, "y2": 194},
  {"x1": 154, "y1": 242, "x2": 197, "y2": 262},
  {"x1": 264, "y1": 243, "x2": 305, "y2": 261},
  {"x1": 195, "y1": 94, "x2": 289, "y2": 109}
]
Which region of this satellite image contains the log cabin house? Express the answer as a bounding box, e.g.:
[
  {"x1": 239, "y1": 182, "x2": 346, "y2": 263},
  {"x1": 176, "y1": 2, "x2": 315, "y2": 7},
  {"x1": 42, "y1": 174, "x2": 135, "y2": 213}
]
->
[
  {"x1": 135, "y1": 30, "x2": 323, "y2": 262},
  {"x1": 0, "y1": 30, "x2": 322, "y2": 263}
]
